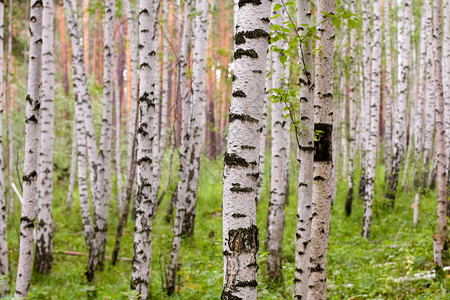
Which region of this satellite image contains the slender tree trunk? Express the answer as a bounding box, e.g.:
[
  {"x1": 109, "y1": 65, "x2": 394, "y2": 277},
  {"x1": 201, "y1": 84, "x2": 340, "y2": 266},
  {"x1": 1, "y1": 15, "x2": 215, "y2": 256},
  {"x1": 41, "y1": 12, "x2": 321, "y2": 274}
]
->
[
  {"x1": 83, "y1": 0, "x2": 90, "y2": 75},
  {"x1": 442, "y1": 0, "x2": 450, "y2": 192},
  {"x1": 166, "y1": 0, "x2": 192, "y2": 294},
  {"x1": 6, "y1": 0, "x2": 13, "y2": 214},
  {"x1": 0, "y1": 1, "x2": 8, "y2": 296},
  {"x1": 130, "y1": 0, "x2": 159, "y2": 297},
  {"x1": 294, "y1": 0, "x2": 315, "y2": 296},
  {"x1": 345, "y1": 0, "x2": 357, "y2": 217},
  {"x1": 66, "y1": 118, "x2": 77, "y2": 208},
  {"x1": 265, "y1": 0, "x2": 290, "y2": 282},
  {"x1": 433, "y1": 0, "x2": 447, "y2": 262},
  {"x1": 422, "y1": 0, "x2": 434, "y2": 190},
  {"x1": 181, "y1": 0, "x2": 209, "y2": 236},
  {"x1": 413, "y1": 6, "x2": 427, "y2": 186},
  {"x1": 34, "y1": 0, "x2": 55, "y2": 274},
  {"x1": 15, "y1": 1, "x2": 43, "y2": 297},
  {"x1": 221, "y1": 0, "x2": 270, "y2": 298},
  {"x1": 384, "y1": 0, "x2": 393, "y2": 180},
  {"x1": 362, "y1": 0, "x2": 381, "y2": 238},
  {"x1": 307, "y1": 0, "x2": 335, "y2": 298},
  {"x1": 385, "y1": 0, "x2": 411, "y2": 203},
  {"x1": 114, "y1": 48, "x2": 122, "y2": 214}
]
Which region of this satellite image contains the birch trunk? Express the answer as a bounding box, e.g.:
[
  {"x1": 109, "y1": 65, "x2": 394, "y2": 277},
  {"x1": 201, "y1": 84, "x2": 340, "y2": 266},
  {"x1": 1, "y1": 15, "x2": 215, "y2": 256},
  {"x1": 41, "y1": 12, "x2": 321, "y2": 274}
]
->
[
  {"x1": 182, "y1": 0, "x2": 209, "y2": 236},
  {"x1": 359, "y1": 0, "x2": 371, "y2": 197},
  {"x1": 34, "y1": 0, "x2": 55, "y2": 274},
  {"x1": 0, "y1": 1, "x2": 7, "y2": 295},
  {"x1": 266, "y1": 0, "x2": 290, "y2": 281},
  {"x1": 114, "y1": 51, "x2": 122, "y2": 214},
  {"x1": 15, "y1": 1, "x2": 43, "y2": 296},
  {"x1": 83, "y1": 0, "x2": 90, "y2": 75},
  {"x1": 66, "y1": 118, "x2": 77, "y2": 208},
  {"x1": 130, "y1": 0, "x2": 159, "y2": 297},
  {"x1": 222, "y1": 0, "x2": 270, "y2": 298},
  {"x1": 384, "y1": 0, "x2": 393, "y2": 179},
  {"x1": 307, "y1": 0, "x2": 335, "y2": 297},
  {"x1": 294, "y1": 0, "x2": 315, "y2": 296},
  {"x1": 433, "y1": 0, "x2": 447, "y2": 260},
  {"x1": 385, "y1": 0, "x2": 411, "y2": 202},
  {"x1": 442, "y1": 0, "x2": 450, "y2": 191},
  {"x1": 166, "y1": 0, "x2": 192, "y2": 294},
  {"x1": 413, "y1": 6, "x2": 427, "y2": 185},
  {"x1": 6, "y1": 0, "x2": 13, "y2": 214},
  {"x1": 422, "y1": 0, "x2": 434, "y2": 190},
  {"x1": 362, "y1": 0, "x2": 381, "y2": 238}
]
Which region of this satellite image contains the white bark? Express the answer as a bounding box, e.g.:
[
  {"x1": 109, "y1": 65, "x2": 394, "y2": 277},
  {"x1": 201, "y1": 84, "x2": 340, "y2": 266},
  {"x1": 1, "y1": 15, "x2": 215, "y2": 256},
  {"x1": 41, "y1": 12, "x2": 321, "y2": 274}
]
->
[
  {"x1": 384, "y1": 0, "x2": 393, "y2": 178},
  {"x1": 413, "y1": 192, "x2": 419, "y2": 227},
  {"x1": 413, "y1": 6, "x2": 427, "y2": 184},
  {"x1": 422, "y1": 0, "x2": 434, "y2": 189},
  {"x1": 362, "y1": 0, "x2": 381, "y2": 238},
  {"x1": 15, "y1": 0, "x2": 43, "y2": 297},
  {"x1": 130, "y1": 0, "x2": 159, "y2": 297},
  {"x1": 307, "y1": 0, "x2": 335, "y2": 298},
  {"x1": 443, "y1": 0, "x2": 450, "y2": 189},
  {"x1": 66, "y1": 118, "x2": 77, "y2": 208},
  {"x1": 35, "y1": 0, "x2": 55, "y2": 274},
  {"x1": 266, "y1": 0, "x2": 290, "y2": 281},
  {"x1": 166, "y1": 0, "x2": 192, "y2": 294},
  {"x1": 0, "y1": 1, "x2": 7, "y2": 295},
  {"x1": 386, "y1": 0, "x2": 411, "y2": 202},
  {"x1": 294, "y1": 0, "x2": 315, "y2": 296},
  {"x1": 6, "y1": 0, "x2": 13, "y2": 214},
  {"x1": 222, "y1": 0, "x2": 270, "y2": 298},
  {"x1": 433, "y1": 0, "x2": 448, "y2": 260},
  {"x1": 114, "y1": 51, "x2": 122, "y2": 215}
]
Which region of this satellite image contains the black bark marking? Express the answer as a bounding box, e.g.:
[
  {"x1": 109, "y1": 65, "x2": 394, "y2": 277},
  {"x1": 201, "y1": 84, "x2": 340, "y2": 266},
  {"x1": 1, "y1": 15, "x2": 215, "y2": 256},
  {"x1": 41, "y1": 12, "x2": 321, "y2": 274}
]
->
[
  {"x1": 232, "y1": 90, "x2": 246, "y2": 97},
  {"x1": 230, "y1": 183, "x2": 253, "y2": 193},
  {"x1": 228, "y1": 224, "x2": 259, "y2": 253},
  {"x1": 241, "y1": 145, "x2": 256, "y2": 150},
  {"x1": 232, "y1": 213, "x2": 247, "y2": 218},
  {"x1": 229, "y1": 113, "x2": 258, "y2": 123},
  {"x1": 224, "y1": 152, "x2": 249, "y2": 167},
  {"x1": 235, "y1": 29, "x2": 270, "y2": 45},
  {"x1": 238, "y1": 0, "x2": 262, "y2": 8},
  {"x1": 234, "y1": 48, "x2": 258, "y2": 59},
  {"x1": 23, "y1": 170, "x2": 37, "y2": 183},
  {"x1": 314, "y1": 123, "x2": 332, "y2": 161}
]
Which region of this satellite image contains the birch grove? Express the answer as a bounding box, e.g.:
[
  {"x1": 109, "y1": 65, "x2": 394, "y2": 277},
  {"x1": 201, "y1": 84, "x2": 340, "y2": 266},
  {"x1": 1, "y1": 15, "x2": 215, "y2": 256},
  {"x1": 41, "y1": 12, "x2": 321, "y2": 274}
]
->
[{"x1": 1, "y1": 0, "x2": 449, "y2": 298}]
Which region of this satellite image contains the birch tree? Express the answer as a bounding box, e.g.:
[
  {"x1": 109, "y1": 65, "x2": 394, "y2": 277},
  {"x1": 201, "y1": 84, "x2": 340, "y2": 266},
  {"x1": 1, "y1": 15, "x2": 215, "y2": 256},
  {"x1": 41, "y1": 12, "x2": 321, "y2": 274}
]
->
[
  {"x1": 6, "y1": 0, "x2": 13, "y2": 213},
  {"x1": 221, "y1": 0, "x2": 271, "y2": 298},
  {"x1": 130, "y1": 0, "x2": 159, "y2": 297},
  {"x1": 443, "y1": 0, "x2": 450, "y2": 191},
  {"x1": 385, "y1": 0, "x2": 411, "y2": 202},
  {"x1": 66, "y1": 119, "x2": 77, "y2": 208},
  {"x1": 0, "y1": 0, "x2": 8, "y2": 295},
  {"x1": 362, "y1": 0, "x2": 381, "y2": 238},
  {"x1": 307, "y1": 0, "x2": 335, "y2": 297},
  {"x1": 15, "y1": 0, "x2": 43, "y2": 296},
  {"x1": 294, "y1": 0, "x2": 315, "y2": 296},
  {"x1": 34, "y1": 0, "x2": 55, "y2": 274},
  {"x1": 266, "y1": 0, "x2": 290, "y2": 281},
  {"x1": 384, "y1": 0, "x2": 393, "y2": 179},
  {"x1": 433, "y1": 0, "x2": 447, "y2": 264}
]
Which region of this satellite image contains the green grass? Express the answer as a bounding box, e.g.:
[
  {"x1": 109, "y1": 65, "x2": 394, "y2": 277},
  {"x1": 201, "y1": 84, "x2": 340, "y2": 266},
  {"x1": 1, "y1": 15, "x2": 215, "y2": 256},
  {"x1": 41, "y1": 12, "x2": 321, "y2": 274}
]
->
[{"x1": 2, "y1": 152, "x2": 448, "y2": 299}]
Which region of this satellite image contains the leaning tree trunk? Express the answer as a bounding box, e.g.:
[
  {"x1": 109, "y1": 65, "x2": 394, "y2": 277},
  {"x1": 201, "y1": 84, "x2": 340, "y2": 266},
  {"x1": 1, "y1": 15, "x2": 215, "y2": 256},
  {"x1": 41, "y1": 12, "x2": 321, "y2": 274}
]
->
[
  {"x1": 6, "y1": 0, "x2": 13, "y2": 214},
  {"x1": 221, "y1": 0, "x2": 271, "y2": 298},
  {"x1": 345, "y1": 0, "x2": 357, "y2": 217},
  {"x1": 166, "y1": 0, "x2": 192, "y2": 294},
  {"x1": 294, "y1": 0, "x2": 315, "y2": 296},
  {"x1": 0, "y1": 1, "x2": 8, "y2": 296},
  {"x1": 307, "y1": 0, "x2": 335, "y2": 298},
  {"x1": 181, "y1": 0, "x2": 209, "y2": 236},
  {"x1": 265, "y1": 0, "x2": 290, "y2": 282},
  {"x1": 385, "y1": 0, "x2": 412, "y2": 203},
  {"x1": 66, "y1": 118, "x2": 77, "y2": 209},
  {"x1": 422, "y1": 0, "x2": 434, "y2": 190},
  {"x1": 433, "y1": 0, "x2": 447, "y2": 264},
  {"x1": 130, "y1": 0, "x2": 159, "y2": 297},
  {"x1": 362, "y1": 0, "x2": 381, "y2": 239},
  {"x1": 34, "y1": 0, "x2": 55, "y2": 275},
  {"x1": 14, "y1": 1, "x2": 43, "y2": 297}
]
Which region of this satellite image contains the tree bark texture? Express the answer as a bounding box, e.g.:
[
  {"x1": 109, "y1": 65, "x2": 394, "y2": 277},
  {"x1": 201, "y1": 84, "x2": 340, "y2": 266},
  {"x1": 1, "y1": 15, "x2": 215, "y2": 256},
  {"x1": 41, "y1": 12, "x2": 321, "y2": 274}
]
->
[
  {"x1": 15, "y1": 0, "x2": 43, "y2": 297},
  {"x1": 221, "y1": 0, "x2": 271, "y2": 298},
  {"x1": 35, "y1": 0, "x2": 55, "y2": 275}
]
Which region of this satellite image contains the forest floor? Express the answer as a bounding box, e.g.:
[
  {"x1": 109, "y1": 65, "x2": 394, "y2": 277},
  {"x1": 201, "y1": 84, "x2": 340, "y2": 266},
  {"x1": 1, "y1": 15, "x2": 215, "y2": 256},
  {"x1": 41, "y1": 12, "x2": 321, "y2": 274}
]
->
[{"x1": 3, "y1": 154, "x2": 449, "y2": 299}]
